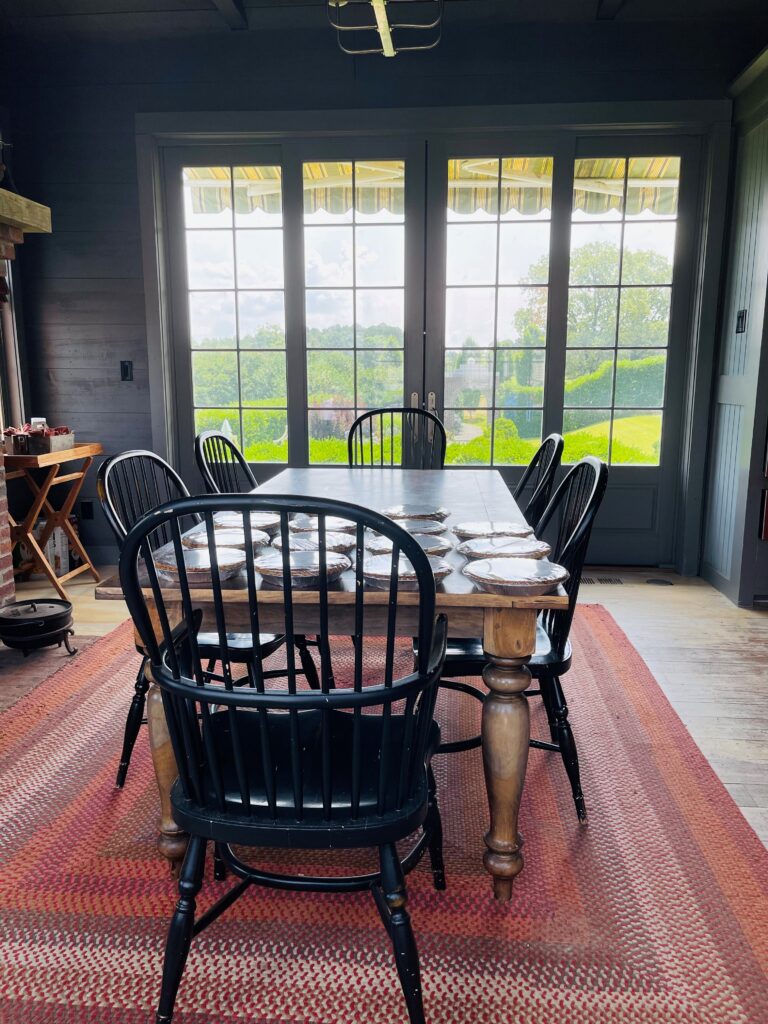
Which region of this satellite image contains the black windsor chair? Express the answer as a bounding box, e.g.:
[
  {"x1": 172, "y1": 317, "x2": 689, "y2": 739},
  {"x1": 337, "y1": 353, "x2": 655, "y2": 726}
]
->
[
  {"x1": 417, "y1": 456, "x2": 608, "y2": 822},
  {"x1": 97, "y1": 450, "x2": 291, "y2": 788},
  {"x1": 119, "y1": 493, "x2": 448, "y2": 1024},
  {"x1": 348, "y1": 407, "x2": 447, "y2": 469},
  {"x1": 513, "y1": 433, "x2": 564, "y2": 527},
  {"x1": 194, "y1": 430, "x2": 325, "y2": 687},
  {"x1": 194, "y1": 430, "x2": 258, "y2": 495}
]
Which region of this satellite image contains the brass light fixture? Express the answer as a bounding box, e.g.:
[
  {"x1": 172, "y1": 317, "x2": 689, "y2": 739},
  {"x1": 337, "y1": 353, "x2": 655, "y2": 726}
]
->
[{"x1": 328, "y1": 0, "x2": 443, "y2": 57}]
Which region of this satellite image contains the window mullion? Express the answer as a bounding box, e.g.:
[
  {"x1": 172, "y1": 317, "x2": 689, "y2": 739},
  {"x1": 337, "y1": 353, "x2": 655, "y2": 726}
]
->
[
  {"x1": 230, "y1": 170, "x2": 245, "y2": 451},
  {"x1": 542, "y1": 138, "x2": 575, "y2": 441},
  {"x1": 282, "y1": 149, "x2": 310, "y2": 466}
]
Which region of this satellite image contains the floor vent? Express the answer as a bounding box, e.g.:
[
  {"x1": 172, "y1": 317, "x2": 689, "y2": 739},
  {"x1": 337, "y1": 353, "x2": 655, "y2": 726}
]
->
[{"x1": 582, "y1": 576, "x2": 623, "y2": 585}]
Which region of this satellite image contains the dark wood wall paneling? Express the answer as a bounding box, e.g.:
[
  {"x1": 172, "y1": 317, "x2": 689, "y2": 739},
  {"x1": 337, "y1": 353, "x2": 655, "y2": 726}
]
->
[{"x1": 2, "y1": 18, "x2": 768, "y2": 557}]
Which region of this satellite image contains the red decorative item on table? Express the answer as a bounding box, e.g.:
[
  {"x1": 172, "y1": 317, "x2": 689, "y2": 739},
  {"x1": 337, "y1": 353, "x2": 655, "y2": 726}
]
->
[{"x1": 4, "y1": 423, "x2": 75, "y2": 455}]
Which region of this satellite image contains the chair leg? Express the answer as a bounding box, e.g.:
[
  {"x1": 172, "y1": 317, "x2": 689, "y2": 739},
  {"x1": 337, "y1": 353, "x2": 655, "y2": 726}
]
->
[
  {"x1": 213, "y1": 843, "x2": 227, "y2": 881},
  {"x1": 295, "y1": 635, "x2": 320, "y2": 690},
  {"x1": 156, "y1": 835, "x2": 207, "y2": 1024},
  {"x1": 115, "y1": 658, "x2": 149, "y2": 789},
  {"x1": 537, "y1": 674, "x2": 559, "y2": 745},
  {"x1": 376, "y1": 844, "x2": 426, "y2": 1024},
  {"x1": 426, "y1": 767, "x2": 446, "y2": 891},
  {"x1": 546, "y1": 674, "x2": 587, "y2": 823}
]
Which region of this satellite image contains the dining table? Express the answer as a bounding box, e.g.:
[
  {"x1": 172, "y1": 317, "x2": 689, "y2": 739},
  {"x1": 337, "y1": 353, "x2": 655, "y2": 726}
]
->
[{"x1": 96, "y1": 466, "x2": 568, "y2": 902}]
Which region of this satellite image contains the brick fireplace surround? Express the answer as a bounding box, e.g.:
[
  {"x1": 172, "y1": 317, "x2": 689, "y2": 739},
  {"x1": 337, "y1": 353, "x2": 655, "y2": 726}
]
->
[{"x1": 0, "y1": 452, "x2": 15, "y2": 605}]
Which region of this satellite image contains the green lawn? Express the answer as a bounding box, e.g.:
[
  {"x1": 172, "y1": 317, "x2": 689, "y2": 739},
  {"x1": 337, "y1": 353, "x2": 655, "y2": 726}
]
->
[
  {"x1": 563, "y1": 413, "x2": 661, "y2": 465},
  {"x1": 238, "y1": 413, "x2": 662, "y2": 465}
]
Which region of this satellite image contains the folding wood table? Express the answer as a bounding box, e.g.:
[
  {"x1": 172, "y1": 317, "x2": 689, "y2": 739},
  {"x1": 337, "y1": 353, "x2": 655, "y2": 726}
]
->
[{"x1": 5, "y1": 441, "x2": 103, "y2": 601}]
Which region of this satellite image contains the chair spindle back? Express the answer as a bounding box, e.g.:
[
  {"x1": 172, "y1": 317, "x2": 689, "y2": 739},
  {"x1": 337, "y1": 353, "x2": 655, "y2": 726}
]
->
[
  {"x1": 534, "y1": 456, "x2": 608, "y2": 657},
  {"x1": 195, "y1": 430, "x2": 258, "y2": 495},
  {"x1": 348, "y1": 408, "x2": 446, "y2": 470},
  {"x1": 513, "y1": 433, "x2": 564, "y2": 527},
  {"x1": 119, "y1": 494, "x2": 446, "y2": 826},
  {"x1": 97, "y1": 450, "x2": 194, "y2": 552}
]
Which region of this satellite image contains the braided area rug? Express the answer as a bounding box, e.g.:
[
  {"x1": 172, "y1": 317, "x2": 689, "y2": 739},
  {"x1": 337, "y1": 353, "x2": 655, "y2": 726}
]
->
[{"x1": 1, "y1": 607, "x2": 767, "y2": 1023}]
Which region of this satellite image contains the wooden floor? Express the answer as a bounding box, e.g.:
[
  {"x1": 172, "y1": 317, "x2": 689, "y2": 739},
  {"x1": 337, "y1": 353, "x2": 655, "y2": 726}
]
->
[{"x1": 14, "y1": 566, "x2": 768, "y2": 847}]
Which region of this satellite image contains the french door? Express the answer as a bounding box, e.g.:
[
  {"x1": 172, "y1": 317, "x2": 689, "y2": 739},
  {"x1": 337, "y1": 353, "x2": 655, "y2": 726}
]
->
[
  {"x1": 423, "y1": 133, "x2": 697, "y2": 564},
  {"x1": 164, "y1": 139, "x2": 426, "y2": 483},
  {"x1": 164, "y1": 131, "x2": 698, "y2": 564}
]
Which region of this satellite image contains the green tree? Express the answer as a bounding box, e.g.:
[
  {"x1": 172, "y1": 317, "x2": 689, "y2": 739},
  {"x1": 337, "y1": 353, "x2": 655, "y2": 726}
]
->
[{"x1": 517, "y1": 243, "x2": 671, "y2": 352}]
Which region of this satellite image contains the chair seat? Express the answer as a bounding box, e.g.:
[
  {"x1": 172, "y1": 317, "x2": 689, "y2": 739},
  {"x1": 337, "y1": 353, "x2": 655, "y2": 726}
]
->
[
  {"x1": 197, "y1": 632, "x2": 285, "y2": 662},
  {"x1": 171, "y1": 707, "x2": 440, "y2": 849},
  {"x1": 439, "y1": 622, "x2": 572, "y2": 678}
]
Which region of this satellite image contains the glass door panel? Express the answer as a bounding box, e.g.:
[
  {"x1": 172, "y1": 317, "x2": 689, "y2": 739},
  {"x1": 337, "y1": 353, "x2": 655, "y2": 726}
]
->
[
  {"x1": 182, "y1": 164, "x2": 289, "y2": 465},
  {"x1": 303, "y1": 159, "x2": 406, "y2": 464},
  {"x1": 442, "y1": 155, "x2": 553, "y2": 466},
  {"x1": 563, "y1": 155, "x2": 679, "y2": 465}
]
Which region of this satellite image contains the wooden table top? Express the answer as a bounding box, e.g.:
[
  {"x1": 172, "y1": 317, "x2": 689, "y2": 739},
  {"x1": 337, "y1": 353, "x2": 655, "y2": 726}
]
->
[
  {"x1": 96, "y1": 467, "x2": 568, "y2": 611},
  {"x1": 3, "y1": 441, "x2": 103, "y2": 469},
  {"x1": 257, "y1": 467, "x2": 524, "y2": 522}
]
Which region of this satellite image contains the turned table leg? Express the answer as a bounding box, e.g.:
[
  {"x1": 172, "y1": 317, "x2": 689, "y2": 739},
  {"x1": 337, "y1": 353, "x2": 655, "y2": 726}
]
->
[
  {"x1": 481, "y1": 607, "x2": 537, "y2": 901},
  {"x1": 136, "y1": 611, "x2": 188, "y2": 876},
  {"x1": 146, "y1": 674, "x2": 188, "y2": 875}
]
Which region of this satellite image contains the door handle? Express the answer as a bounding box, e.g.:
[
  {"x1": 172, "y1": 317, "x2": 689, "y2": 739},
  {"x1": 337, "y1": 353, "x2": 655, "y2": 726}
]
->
[
  {"x1": 410, "y1": 391, "x2": 421, "y2": 409},
  {"x1": 427, "y1": 392, "x2": 436, "y2": 414}
]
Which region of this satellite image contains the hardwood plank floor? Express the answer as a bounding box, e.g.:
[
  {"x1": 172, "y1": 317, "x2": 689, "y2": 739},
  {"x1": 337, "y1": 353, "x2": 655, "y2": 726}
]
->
[
  {"x1": 580, "y1": 567, "x2": 768, "y2": 847},
  {"x1": 17, "y1": 573, "x2": 127, "y2": 638},
  {"x1": 12, "y1": 567, "x2": 768, "y2": 847}
]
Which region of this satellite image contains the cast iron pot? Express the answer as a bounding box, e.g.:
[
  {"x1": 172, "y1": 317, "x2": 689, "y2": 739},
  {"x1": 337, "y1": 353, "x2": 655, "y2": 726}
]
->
[{"x1": 0, "y1": 599, "x2": 77, "y2": 656}]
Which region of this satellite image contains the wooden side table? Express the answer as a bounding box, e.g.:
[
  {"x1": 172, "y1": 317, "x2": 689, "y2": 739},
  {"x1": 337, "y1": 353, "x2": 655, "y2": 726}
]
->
[{"x1": 5, "y1": 441, "x2": 103, "y2": 601}]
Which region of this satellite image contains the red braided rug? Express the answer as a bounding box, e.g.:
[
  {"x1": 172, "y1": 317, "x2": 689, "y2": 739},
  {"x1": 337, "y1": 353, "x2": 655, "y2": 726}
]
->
[{"x1": 1, "y1": 606, "x2": 767, "y2": 1023}]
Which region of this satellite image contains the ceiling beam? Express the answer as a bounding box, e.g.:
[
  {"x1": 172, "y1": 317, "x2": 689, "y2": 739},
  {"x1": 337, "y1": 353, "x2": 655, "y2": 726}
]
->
[
  {"x1": 211, "y1": 0, "x2": 248, "y2": 31},
  {"x1": 595, "y1": 0, "x2": 627, "y2": 19}
]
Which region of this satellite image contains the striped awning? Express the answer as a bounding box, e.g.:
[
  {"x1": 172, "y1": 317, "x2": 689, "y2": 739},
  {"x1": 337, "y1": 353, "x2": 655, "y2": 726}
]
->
[
  {"x1": 447, "y1": 157, "x2": 553, "y2": 217},
  {"x1": 573, "y1": 156, "x2": 680, "y2": 217},
  {"x1": 184, "y1": 165, "x2": 283, "y2": 216},
  {"x1": 183, "y1": 155, "x2": 680, "y2": 218}
]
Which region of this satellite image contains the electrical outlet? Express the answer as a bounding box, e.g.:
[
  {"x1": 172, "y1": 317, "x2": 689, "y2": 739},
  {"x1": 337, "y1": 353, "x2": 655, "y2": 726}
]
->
[
  {"x1": 80, "y1": 500, "x2": 94, "y2": 520},
  {"x1": 736, "y1": 309, "x2": 748, "y2": 334},
  {"x1": 120, "y1": 359, "x2": 134, "y2": 381}
]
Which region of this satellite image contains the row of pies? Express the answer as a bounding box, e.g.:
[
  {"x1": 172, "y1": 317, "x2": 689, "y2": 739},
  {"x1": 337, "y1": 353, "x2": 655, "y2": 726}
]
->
[{"x1": 154, "y1": 505, "x2": 567, "y2": 595}]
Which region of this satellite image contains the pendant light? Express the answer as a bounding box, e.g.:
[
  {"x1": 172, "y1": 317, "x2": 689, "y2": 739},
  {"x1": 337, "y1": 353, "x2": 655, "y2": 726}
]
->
[{"x1": 328, "y1": 0, "x2": 443, "y2": 57}]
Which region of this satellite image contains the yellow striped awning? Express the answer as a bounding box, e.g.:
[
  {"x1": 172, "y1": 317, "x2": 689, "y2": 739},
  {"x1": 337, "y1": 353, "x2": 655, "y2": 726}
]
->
[{"x1": 183, "y1": 155, "x2": 680, "y2": 218}]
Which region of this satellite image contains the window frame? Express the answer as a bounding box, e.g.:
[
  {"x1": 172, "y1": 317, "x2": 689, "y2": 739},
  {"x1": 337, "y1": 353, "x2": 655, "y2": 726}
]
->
[
  {"x1": 289, "y1": 138, "x2": 427, "y2": 465},
  {"x1": 163, "y1": 143, "x2": 294, "y2": 484},
  {"x1": 163, "y1": 138, "x2": 427, "y2": 480},
  {"x1": 425, "y1": 132, "x2": 576, "y2": 466},
  {"x1": 162, "y1": 130, "x2": 701, "y2": 491},
  {"x1": 561, "y1": 135, "x2": 697, "y2": 471},
  {"x1": 424, "y1": 130, "x2": 701, "y2": 480}
]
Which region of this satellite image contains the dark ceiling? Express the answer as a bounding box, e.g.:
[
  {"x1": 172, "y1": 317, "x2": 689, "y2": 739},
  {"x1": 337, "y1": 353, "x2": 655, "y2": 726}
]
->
[{"x1": 1, "y1": 0, "x2": 768, "y2": 40}]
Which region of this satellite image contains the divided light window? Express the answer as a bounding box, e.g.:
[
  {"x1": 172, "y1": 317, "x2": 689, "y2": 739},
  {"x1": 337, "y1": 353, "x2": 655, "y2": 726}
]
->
[
  {"x1": 563, "y1": 156, "x2": 679, "y2": 465},
  {"x1": 182, "y1": 165, "x2": 288, "y2": 463},
  {"x1": 303, "y1": 160, "x2": 406, "y2": 464},
  {"x1": 443, "y1": 157, "x2": 553, "y2": 466}
]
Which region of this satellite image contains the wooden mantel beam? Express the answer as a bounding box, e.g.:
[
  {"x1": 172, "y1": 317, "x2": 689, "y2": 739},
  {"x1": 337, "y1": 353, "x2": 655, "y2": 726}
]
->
[
  {"x1": 210, "y1": 0, "x2": 248, "y2": 31},
  {"x1": 0, "y1": 188, "x2": 52, "y2": 301},
  {"x1": 0, "y1": 188, "x2": 52, "y2": 234}
]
